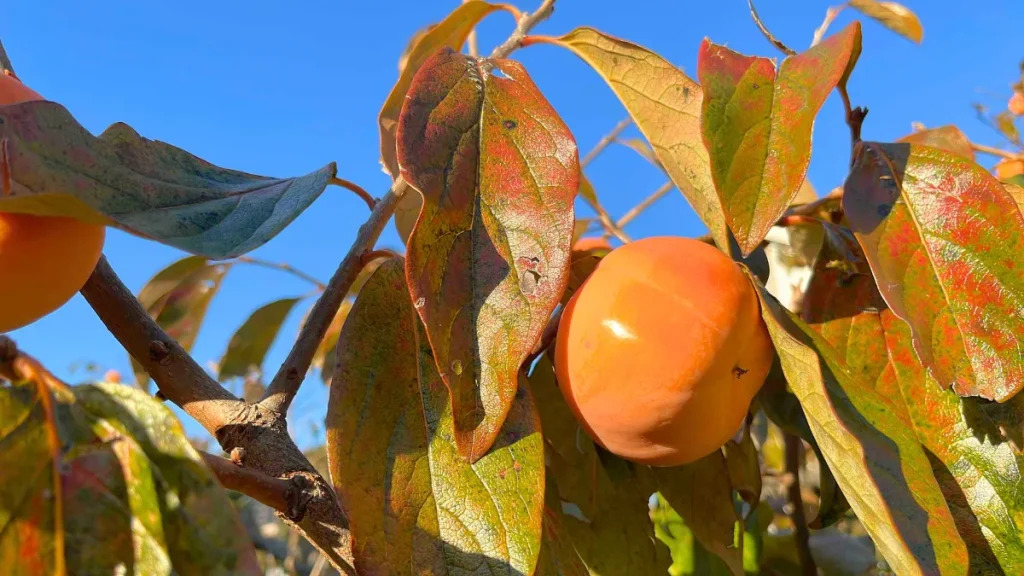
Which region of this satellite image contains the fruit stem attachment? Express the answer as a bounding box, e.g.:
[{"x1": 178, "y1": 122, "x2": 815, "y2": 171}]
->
[
  {"x1": 784, "y1": 433, "x2": 817, "y2": 576},
  {"x1": 330, "y1": 177, "x2": 377, "y2": 211}
]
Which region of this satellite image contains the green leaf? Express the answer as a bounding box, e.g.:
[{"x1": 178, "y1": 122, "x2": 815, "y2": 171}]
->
[
  {"x1": 849, "y1": 0, "x2": 924, "y2": 43},
  {"x1": 843, "y1": 142, "x2": 1024, "y2": 402},
  {"x1": 545, "y1": 27, "x2": 731, "y2": 252},
  {"x1": 752, "y1": 274, "x2": 970, "y2": 575},
  {"x1": 897, "y1": 125, "x2": 975, "y2": 160},
  {"x1": 379, "y1": 0, "x2": 509, "y2": 243},
  {"x1": 577, "y1": 172, "x2": 600, "y2": 209},
  {"x1": 217, "y1": 298, "x2": 301, "y2": 381},
  {"x1": 697, "y1": 22, "x2": 862, "y2": 256},
  {"x1": 0, "y1": 102, "x2": 335, "y2": 259},
  {"x1": 0, "y1": 373, "x2": 260, "y2": 575},
  {"x1": 130, "y1": 256, "x2": 230, "y2": 390},
  {"x1": 325, "y1": 257, "x2": 545, "y2": 574},
  {"x1": 396, "y1": 47, "x2": 579, "y2": 462}
]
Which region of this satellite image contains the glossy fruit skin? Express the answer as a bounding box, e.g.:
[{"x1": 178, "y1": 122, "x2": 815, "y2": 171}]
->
[
  {"x1": 0, "y1": 72, "x2": 107, "y2": 333},
  {"x1": 554, "y1": 236, "x2": 774, "y2": 467}
]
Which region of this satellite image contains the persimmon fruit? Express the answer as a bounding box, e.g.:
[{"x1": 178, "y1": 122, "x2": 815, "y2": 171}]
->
[
  {"x1": 0, "y1": 71, "x2": 107, "y2": 333},
  {"x1": 554, "y1": 236, "x2": 774, "y2": 467}
]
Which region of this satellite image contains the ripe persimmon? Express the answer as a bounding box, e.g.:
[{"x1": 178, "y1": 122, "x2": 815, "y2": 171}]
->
[
  {"x1": 554, "y1": 236, "x2": 774, "y2": 467},
  {"x1": 0, "y1": 71, "x2": 107, "y2": 333}
]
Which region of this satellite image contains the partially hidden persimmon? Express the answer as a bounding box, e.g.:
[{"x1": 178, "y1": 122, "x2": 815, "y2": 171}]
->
[
  {"x1": 0, "y1": 71, "x2": 107, "y2": 333},
  {"x1": 554, "y1": 236, "x2": 775, "y2": 467}
]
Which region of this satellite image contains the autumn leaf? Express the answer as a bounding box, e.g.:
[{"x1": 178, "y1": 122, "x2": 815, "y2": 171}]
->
[
  {"x1": 396, "y1": 47, "x2": 578, "y2": 462},
  {"x1": 897, "y1": 125, "x2": 975, "y2": 160},
  {"x1": 535, "y1": 475, "x2": 589, "y2": 576},
  {"x1": 849, "y1": 0, "x2": 924, "y2": 43},
  {"x1": 697, "y1": 22, "x2": 862, "y2": 256},
  {"x1": 0, "y1": 366, "x2": 259, "y2": 575},
  {"x1": 0, "y1": 102, "x2": 335, "y2": 259},
  {"x1": 325, "y1": 257, "x2": 544, "y2": 575},
  {"x1": 843, "y1": 141, "x2": 1024, "y2": 402},
  {"x1": 131, "y1": 256, "x2": 230, "y2": 390},
  {"x1": 753, "y1": 275, "x2": 971, "y2": 575},
  {"x1": 379, "y1": 0, "x2": 511, "y2": 244},
  {"x1": 533, "y1": 27, "x2": 731, "y2": 252},
  {"x1": 217, "y1": 298, "x2": 301, "y2": 381}
]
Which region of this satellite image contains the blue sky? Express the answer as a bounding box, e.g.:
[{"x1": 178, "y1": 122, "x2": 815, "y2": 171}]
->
[{"x1": 3, "y1": 0, "x2": 1022, "y2": 450}]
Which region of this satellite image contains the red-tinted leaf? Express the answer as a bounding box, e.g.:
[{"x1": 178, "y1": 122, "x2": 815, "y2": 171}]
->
[
  {"x1": 543, "y1": 28, "x2": 731, "y2": 252},
  {"x1": 0, "y1": 103, "x2": 335, "y2": 259},
  {"x1": 217, "y1": 298, "x2": 301, "y2": 381},
  {"x1": 326, "y1": 258, "x2": 545, "y2": 574},
  {"x1": 396, "y1": 47, "x2": 578, "y2": 462},
  {"x1": 0, "y1": 370, "x2": 259, "y2": 574},
  {"x1": 843, "y1": 141, "x2": 1024, "y2": 402},
  {"x1": 697, "y1": 22, "x2": 862, "y2": 256},
  {"x1": 897, "y1": 125, "x2": 975, "y2": 161},
  {"x1": 848, "y1": 0, "x2": 924, "y2": 43}
]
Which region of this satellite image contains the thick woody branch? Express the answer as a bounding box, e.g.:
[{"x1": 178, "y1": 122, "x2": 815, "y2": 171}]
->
[
  {"x1": 260, "y1": 181, "x2": 405, "y2": 415},
  {"x1": 490, "y1": 0, "x2": 557, "y2": 59}
]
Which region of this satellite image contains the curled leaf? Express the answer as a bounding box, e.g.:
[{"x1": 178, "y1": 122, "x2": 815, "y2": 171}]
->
[{"x1": 849, "y1": 0, "x2": 924, "y2": 43}]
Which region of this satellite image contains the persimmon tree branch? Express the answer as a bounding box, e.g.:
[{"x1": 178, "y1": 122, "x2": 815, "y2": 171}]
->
[
  {"x1": 971, "y1": 142, "x2": 1020, "y2": 160},
  {"x1": 581, "y1": 117, "x2": 632, "y2": 167},
  {"x1": 784, "y1": 434, "x2": 817, "y2": 576},
  {"x1": 490, "y1": 0, "x2": 557, "y2": 58},
  {"x1": 260, "y1": 183, "x2": 403, "y2": 415},
  {"x1": 748, "y1": 0, "x2": 796, "y2": 56},
  {"x1": 616, "y1": 181, "x2": 673, "y2": 228},
  {"x1": 235, "y1": 256, "x2": 327, "y2": 290}
]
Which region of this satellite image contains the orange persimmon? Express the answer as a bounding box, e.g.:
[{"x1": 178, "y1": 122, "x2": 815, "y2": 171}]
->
[
  {"x1": 554, "y1": 236, "x2": 774, "y2": 467},
  {"x1": 0, "y1": 71, "x2": 106, "y2": 333}
]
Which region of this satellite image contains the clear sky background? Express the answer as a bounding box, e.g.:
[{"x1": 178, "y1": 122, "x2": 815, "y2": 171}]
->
[{"x1": 3, "y1": 0, "x2": 1022, "y2": 450}]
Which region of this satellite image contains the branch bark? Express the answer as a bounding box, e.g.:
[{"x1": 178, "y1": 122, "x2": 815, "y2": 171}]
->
[
  {"x1": 784, "y1": 434, "x2": 817, "y2": 576},
  {"x1": 489, "y1": 0, "x2": 557, "y2": 59},
  {"x1": 202, "y1": 451, "x2": 308, "y2": 517}
]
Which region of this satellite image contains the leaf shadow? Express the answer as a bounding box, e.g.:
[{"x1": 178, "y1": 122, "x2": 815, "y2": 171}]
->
[{"x1": 960, "y1": 394, "x2": 1024, "y2": 452}]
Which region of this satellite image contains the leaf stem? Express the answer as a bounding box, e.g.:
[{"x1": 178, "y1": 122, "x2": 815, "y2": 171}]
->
[
  {"x1": 235, "y1": 256, "x2": 327, "y2": 290},
  {"x1": 971, "y1": 142, "x2": 1020, "y2": 160},
  {"x1": 616, "y1": 181, "x2": 673, "y2": 228},
  {"x1": 489, "y1": 0, "x2": 557, "y2": 59},
  {"x1": 748, "y1": 0, "x2": 796, "y2": 56},
  {"x1": 260, "y1": 180, "x2": 406, "y2": 415},
  {"x1": 784, "y1": 434, "x2": 817, "y2": 576},
  {"x1": 330, "y1": 176, "x2": 376, "y2": 211},
  {"x1": 360, "y1": 248, "x2": 402, "y2": 267},
  {"x1": 811, "y1": 4, "x2": 848, "y2": 47}
]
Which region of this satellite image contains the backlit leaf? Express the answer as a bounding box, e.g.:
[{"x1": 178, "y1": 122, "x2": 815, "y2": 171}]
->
[
  {"x1": 577, "y1": 172, "x2": 599, "y2": 208},
  {"x1": 543, "y1": 28, "x2": 731, "y2": 252},
  {"x1": 131, "y1": 256, "x2": 230, "y2": 390},
  {"x1": 849, "y1": 0, "x2": 924, "y2": 43},
  {"x1": 897, "y1": 125, "x2": 975, "y2": 160},
  {"x1": 0, "y1": 368, "x2": 259, "y2": 574},
  {"x1": 753, "y1": 275, "x2": 970, "y2": 575},
  {"x1": 325, "y1": 258, "x2": 545, "y2": 575},
  {"x1": 0, "y1": 102, "x2": 335, "y2": 259},
  {"x1": 397, "y1": 47, "x2": 578, "y2": 462},
  {"x1": 843, "y1": 141, "x2": 1024, "y2": 402},
  {"x1": 217, "y1": 298, "x2": 301, "y2": 381},
  {"x1": 697, "y1": 22, "x2": 862, "y2": 256},
  {"x1": 617, "y1": 137, "x2": 664, "y2": 171}
]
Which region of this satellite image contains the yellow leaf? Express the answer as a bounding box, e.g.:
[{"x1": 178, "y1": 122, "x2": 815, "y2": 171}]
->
[{"x1": 849, "y1": 0, "x2": 924, "y2": 44}]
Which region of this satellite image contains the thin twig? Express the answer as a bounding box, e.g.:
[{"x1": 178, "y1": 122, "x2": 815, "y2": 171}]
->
[
  {"x1": 971, "y1": 142, "x2": 1020, "y2": 160},
  {"x1": 489, "y1": 0, "x2": 557, "y2": 59},
  {"x1": 260, "y1": 180, "x2": 406, "y2": 415},
  {"x1": 811, "y1": 4, "x2": 848, "y2": 47},
  {"x1": 839, "y1": 85, "x2": 868, "y2": 165},
  {"x1": 581, "y1": 117, "x2": 632, "y2": 168},
  {"x1": 616, "y1": 181, "x2": 673, "y2": 228},
  {"x1": 235, "y1": 256, "x2": 327, "y2": 290},
  {"x1": 784, "y1": 434, "x2": 817, "y2": 576},
  {"x1": 464, "y1": 0, "x2": 480, "y2": 57},
  {"x1": 203, "y1": 452, "x2": 296, "y2": 514},
  {"x1": 748, "y1": 0, "x2": 796, "y2": 56},
  {"x1": 0, "y1": 39, "x2": 15, "y2": 77},
  {"x1": 330, "y1": 177, "x2": 377, "y2": 211}
]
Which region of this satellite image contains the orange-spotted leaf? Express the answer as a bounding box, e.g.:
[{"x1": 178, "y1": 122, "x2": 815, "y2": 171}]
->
[
  {"x1": 0, "y1": 368, "x2": 259, "y2": 574},
  {"x1": 843, "y1": 142, "x2": 1024, "y2": 402},
  {"x1": 396, "y1": 47, "x2": 578, "y2": 462},
  {"x1": 541, "y1": 28, "x2": 731, "y2": 252},
  {"x1": 849, "y1": 0, "x2": 924, "y2": 44},
  {"x1": 697, "y1": 22, "x2": 862, "y2": 256},
  {"x1": 325, "y1": 258, "x2": 545, "y2": 575},
  {"x1": 897, "y1": 125, "x2": 975, "y2": 160},
  {"x1": 0, "y1": 102, "x2": 336, "y2": 259}
]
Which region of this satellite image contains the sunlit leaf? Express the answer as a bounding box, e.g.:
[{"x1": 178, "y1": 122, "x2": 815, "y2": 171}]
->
[
  {"x1": 753, "y1": 274, "x2": 970, "y2": 574},
  {"x1": 397, "y1": 47, "x2": 578, "y2": 462},
  {"x1": 131, "y1": 256, "x2": 230, "y2": 390},
  {"x1": 379, "y1": 0, "x2": 510, "y2": 244},
  {"x1": 217, "y1": 298, "x2": 301, "y2": 382},
  {"x1": 843, "y1": 141, "x2": 1024, "y2": 402},
  {"x1": 0, "y1": 102, "x2": 335, "y2": 259},
  {"x1": 0, "y1": 368, "x2": 259, "y2": 574},
  {"x1": 325, "y1": 258, "x2": 544, "y2": 574},
  {"x1": 697, "y1": 22, "x2": 862, "y2": 256},
  {"x1": 542, "y1": 27, "x2": 731, "y2": 252},
  {"x1": 849, "y1": 0, "x2": 924, "y2": 43},
  {"x1": 897, "y1": 125, "x2": 975, "y2": 160}
]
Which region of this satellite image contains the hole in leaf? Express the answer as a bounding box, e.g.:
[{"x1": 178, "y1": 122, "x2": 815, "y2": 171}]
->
[{"x1": 503, "y1": 119, "x2": 517, "y2": 130}]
